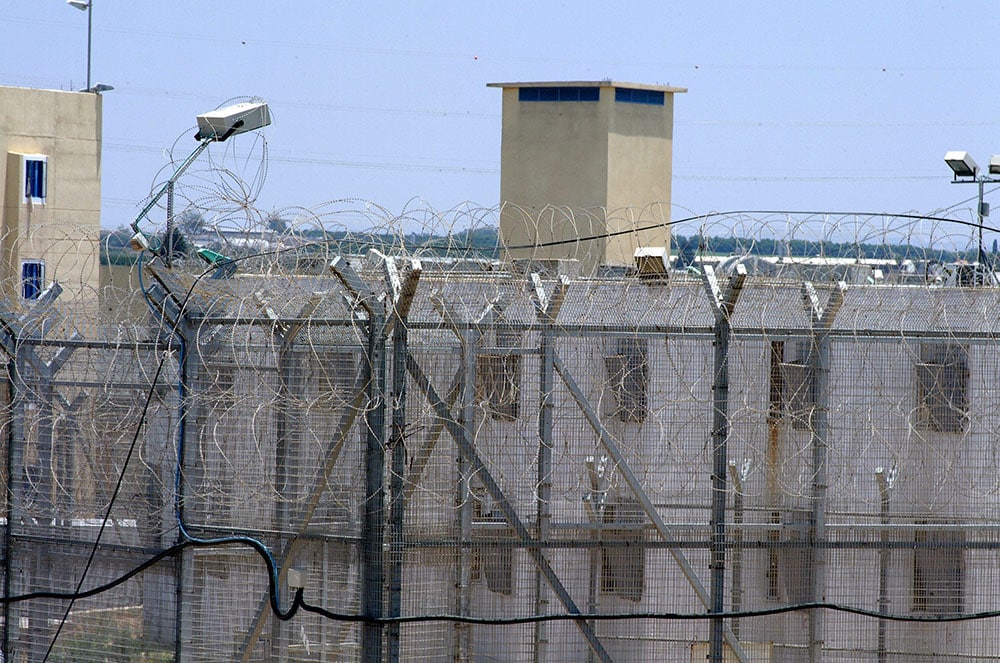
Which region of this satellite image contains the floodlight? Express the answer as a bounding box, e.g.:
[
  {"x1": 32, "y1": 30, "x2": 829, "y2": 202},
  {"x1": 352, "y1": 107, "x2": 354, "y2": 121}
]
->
[
  {"x1": 634, "y1": 246, "x2": 670, "y2": 278},
  {"x1": 82, "y1": 82, "x2": 113, "y2": 93},
  {"x1": 990, "y1": 155, "x2": 1000, "y2": 176},
  {"x1": 129, "y1": 100, "x2": 271, "y2": 258},
  {"x1": 944, "y1": 150, "x2": 978, "y2": 178},
  {"x1": 195, "y1": 102, "x2": 271, "y2": 142}
]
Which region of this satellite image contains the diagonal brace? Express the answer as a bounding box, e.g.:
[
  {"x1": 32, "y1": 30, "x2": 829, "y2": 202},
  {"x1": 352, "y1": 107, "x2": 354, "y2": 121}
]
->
[{"x1": 406, "y1": 351, "x2": 612, "y2": 663}]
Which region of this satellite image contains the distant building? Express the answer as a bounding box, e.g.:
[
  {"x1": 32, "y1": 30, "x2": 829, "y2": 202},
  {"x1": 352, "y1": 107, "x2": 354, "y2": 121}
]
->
[
  {"x1": 0, "y1": 86, "x2": 102, "y2": 305},
  {"x1": 489, "y1": 80, "x2": 685, "y2": 274}
]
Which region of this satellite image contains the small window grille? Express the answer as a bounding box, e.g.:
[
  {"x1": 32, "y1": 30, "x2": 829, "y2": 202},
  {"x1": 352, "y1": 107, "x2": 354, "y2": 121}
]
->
[
  {"x1": 476, "y1": 355, "x2": 521, "y2": 421},
  {"x1": 913, "y1": 527, "x2": 964, "y2": 614},
  {"x1": 779, "y1": 510, "x2": 815, "y2": 604},
  {"x1": 600, "y1": 499, "x2": 645, "y2": 602},
  {"x1": 605, "y1": 338, "x2": 649, "y2": 423},
  {"x1": 471, "y1": 494, "x2": 513, "y2": 595},
  {"x1": 781, "y1": 362, "x2": 812, "y2": 430},
  {"x1": 475, "y1": 327, "x2": 522, "y2": 421},
  {"x1": 768, "y1": 340, "x2": 813, "y2": 430},
  {"x1": 916, "y1": 344, "x2": 968, "y2": 433},
  {"x1": 21, "y1": 260, "x2": 44, "y2": 300}
]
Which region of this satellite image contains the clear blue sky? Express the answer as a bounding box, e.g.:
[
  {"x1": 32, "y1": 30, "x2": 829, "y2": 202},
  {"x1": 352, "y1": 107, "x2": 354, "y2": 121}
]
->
[{"x1": 4, "y1": 1, "x2": 1000, "y2": 236}]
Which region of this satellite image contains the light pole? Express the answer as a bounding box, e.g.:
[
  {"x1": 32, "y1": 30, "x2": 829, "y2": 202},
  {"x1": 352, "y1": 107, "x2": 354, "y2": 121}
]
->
[
  {"x1": 129, "y1": 102, "x2": 272, "y2": 266},
  {"x1": 944, "y1": 151, "x2": 1000, "y2": 271},
  {"x1": 66, "y1": 0, "x2": 92, "y2": 92}
]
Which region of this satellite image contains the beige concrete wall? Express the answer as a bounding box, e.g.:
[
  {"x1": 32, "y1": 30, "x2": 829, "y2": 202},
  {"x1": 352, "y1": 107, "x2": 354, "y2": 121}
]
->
[
  {"x1": 495, "y1": 83, "x2": 681, "y2": 274},
  {"x1": 605, "y1": 95, "x2": 675, "y2": 266},
  {"x1": 498, "y1": 86, "x2": 610, "y2": 270},
  {"x1": 0, "y1": 86, "x2": 102, "y2": 303}
]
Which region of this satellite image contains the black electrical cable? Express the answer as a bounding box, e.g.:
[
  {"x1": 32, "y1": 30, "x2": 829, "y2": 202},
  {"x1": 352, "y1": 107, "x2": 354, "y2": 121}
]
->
[{"x1": 14, "y1": 534, "x2": 1000, "y2": 626}]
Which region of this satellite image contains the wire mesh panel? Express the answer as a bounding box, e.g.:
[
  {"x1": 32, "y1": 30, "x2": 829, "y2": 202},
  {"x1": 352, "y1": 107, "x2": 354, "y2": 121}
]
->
[{"x1": 11, "y1": 207, "x2": 1000, "y2": 662}]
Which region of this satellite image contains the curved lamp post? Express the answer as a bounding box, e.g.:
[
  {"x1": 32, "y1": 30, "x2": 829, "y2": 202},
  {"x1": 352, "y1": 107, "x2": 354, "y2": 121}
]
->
[{"x1": 130, "y1": 102, "x2": 272, "y2": 267}]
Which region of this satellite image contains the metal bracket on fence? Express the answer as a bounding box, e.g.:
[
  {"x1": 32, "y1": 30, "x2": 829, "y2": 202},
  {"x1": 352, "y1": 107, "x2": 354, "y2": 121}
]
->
[
  {"x1": 582, "y1": 455, "x2": 610, "y2": 521},
  {"x1": 530, "y1": 272, "x2": 570, "y2": 322}
]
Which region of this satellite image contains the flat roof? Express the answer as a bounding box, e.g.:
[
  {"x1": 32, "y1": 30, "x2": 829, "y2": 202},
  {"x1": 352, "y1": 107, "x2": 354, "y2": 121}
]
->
[{"x1": 487, "y1": 80, "x2": 687, "y2": 94}]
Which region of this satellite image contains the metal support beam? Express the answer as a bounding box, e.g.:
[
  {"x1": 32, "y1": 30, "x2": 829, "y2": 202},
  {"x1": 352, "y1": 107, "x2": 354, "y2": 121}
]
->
[
  {"x1": 362, "y1": 312, "x2": 388, "y2": 663},
  {"x1": 702, "y1": 264, "x2": 747, "y2": 663},
  {"x1": 406, "y1": 352, "x2": 613, "y2": 663},
  {"x1": 238, "y1": 369, "x2": 368, "y2": 662},
  {"x1": 530, "y1": 273, "x2": 568, "y2": 663},
  {"x1": 802, "y1": 281, "x2": 846, "y2": 663},
  {"x1": 552, "y1": 352, "x2": 748, "y2": 663}
]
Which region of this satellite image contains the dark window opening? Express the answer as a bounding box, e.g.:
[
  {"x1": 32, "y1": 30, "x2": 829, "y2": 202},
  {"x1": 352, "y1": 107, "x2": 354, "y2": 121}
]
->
[
  {"x1": 24, "y1": 158, "x2": 46, "y2": 202},
  {"x1": 519, "y1": 86, "x2": 600, "y2": 102},
  {"x1": 768, "y1": 340, "x2": 813, "y2": 430},
  {"x1": 614, "y1": 88, "x2": 665, "y2": 106},
  {"x1": 600, "y1": 499, "x2": 645, "y2": 602},
  {"x1": 471, "y1": 495, "x2": 514, "y2": 595},
  {"x1": 605, "y1": 337, "x2": 649, "y2": 423},
  {"x1": 913, "y1": 528, "x2": 964, "y2": 614},
  {"x1": 916, "y1": 343, "x2": 969, "y2": 433},
  {"x1": 21, "y1": 261, "x2": 43, "y2": 300}
]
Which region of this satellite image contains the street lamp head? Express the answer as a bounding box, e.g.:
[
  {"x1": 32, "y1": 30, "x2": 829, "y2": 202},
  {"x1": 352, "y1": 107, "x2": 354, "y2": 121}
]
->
[
  {"x1": 945, "y1": 150, "x2": 978, "y2": 179},
  {"x1": 989, "y1": 155, "x2": 1000, "y2": 176},
  {"x1": 194, "y1": 102, "x2": 271, "y2": 142},
  {"x1": 66, "y1": 0, "x2": 91, "y2": 10},
  {"x1": 81, "y1": 83, "x2": 113, "y2": 93}
]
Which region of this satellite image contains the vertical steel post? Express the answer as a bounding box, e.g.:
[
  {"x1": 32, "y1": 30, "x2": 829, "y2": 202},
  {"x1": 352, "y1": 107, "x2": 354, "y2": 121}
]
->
[
  {"x1": 362, "y1": 312, "x2": 387, "y2": 663},
  {"x1": 875, "y1": 468, "x2": 892, "y2": 663},
  {"x1": 708, "y1": 309, "x2": 730, "y2": 663},
  {"x1": 803, "y1": 281, "x2": 845, "y2": 663},
  {"x1": 271, "y1": 342, "x2": 296, "y2": 663},
  {"x1": 175, "y1": 324, "x2": 195, "y2": 663},
  {"x1": 728, "y1": 461, "x2": 746, "y2": 639},
  {"x1": 535, "y1": 320, "x2": 555, "y2": 662},
  {"x1": 2, "y1": 348, "x2": 20, "y2": 661},
  {"x1": 454, "y1": 330, "x2": 475, "y2": 661},
  {"x1": 702, "y1": 264, "x2": 745, "y2": 663},
  {"x1": 386, "y1": 317, "x2": 408, "y2": 662}
]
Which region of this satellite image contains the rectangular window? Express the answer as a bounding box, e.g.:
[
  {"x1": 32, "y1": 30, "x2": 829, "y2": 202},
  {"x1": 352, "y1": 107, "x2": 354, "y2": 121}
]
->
[
  {"x1": 605, "y1": 337, "x2": 649, "y2": 423},
  {"x1": 22, "y1": 155, "x2": 47, "y2": 203},
  {"x1": 519, "y1": 86, "x2": 600, "y2": 102},
  {"x1": 21, "y1": 260, "x2": 44, "y2": 300},
  {"x1": 476, "y1": 355, "x2": 521, "y2": 421},
  {"x1": 916, "y1": 343, "x2": 968, "y2": 433},
  {"x1": 600, "y1": 499, "x2": 645, "y2": 602},
  {"x1": 769, "y1": 340, "x2": 813, "y2": 430},
  {"x1": 475, "y1": 327, "x2": 522, "y2": 421},
  {"x1": 780, "y1": 510, "x2": 815, "y2": 604},
  {"x1": 471, "y1": 494, "x2": 514, "y2": 595},
  {"x1": 614, "y1": 87, "x2": 665, "y2": 106},
  {"x1": 913, "y1": 528, "x2": 964, "y2": 614}
]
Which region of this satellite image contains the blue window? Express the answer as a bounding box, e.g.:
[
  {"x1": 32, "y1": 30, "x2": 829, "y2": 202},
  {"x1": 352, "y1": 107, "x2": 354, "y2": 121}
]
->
[
  {"x1": 21, "y1": 260, "x2": 44, "y2": 300},
  {"x1": 23, "y1": 156, "x2": 47, "y2": 202},
  {"x1": 615, "y1": 88, "x2": 665, "y2": 106},
  {"x1": 519, "y1": 86, "x2": 599, "y2": 102}
]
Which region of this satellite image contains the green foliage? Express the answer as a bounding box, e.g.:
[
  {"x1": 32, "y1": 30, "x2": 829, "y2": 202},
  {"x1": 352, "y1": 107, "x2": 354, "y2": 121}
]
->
[{"x1": 672, "y1": 233, "x2": 971, "y2": 263}]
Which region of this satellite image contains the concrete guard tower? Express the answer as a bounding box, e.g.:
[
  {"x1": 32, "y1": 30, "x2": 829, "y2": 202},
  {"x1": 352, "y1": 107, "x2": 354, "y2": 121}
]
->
[{"x1": 488, "y1": 80, "x2": 685, "y2": 275}]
